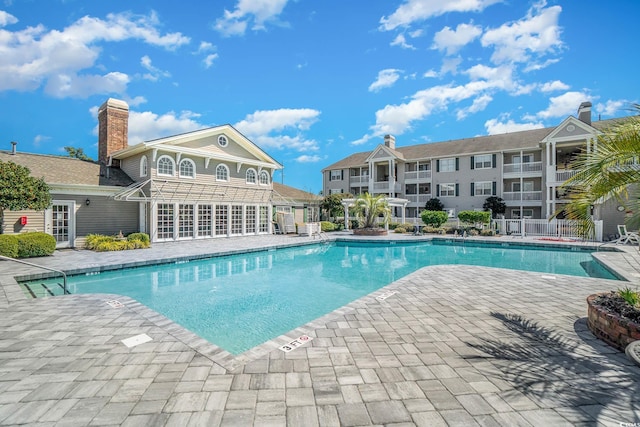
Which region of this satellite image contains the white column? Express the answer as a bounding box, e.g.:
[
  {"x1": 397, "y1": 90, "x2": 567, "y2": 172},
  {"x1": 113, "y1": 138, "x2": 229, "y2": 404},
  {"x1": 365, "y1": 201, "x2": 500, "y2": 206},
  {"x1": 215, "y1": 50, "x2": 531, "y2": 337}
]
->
[{"x1": 343, "y1": 201, "x2": 350, "y2": 230}]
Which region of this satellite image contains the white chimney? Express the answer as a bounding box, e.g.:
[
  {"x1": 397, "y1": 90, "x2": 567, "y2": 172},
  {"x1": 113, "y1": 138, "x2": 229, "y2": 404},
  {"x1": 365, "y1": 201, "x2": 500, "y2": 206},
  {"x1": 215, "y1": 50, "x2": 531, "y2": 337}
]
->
[
  {"x1": 10, "y1": 141, "x2": 17, "y2": 155},
  {"x1": 384, "y1": 134, "x2": 396, "y2": 149}
]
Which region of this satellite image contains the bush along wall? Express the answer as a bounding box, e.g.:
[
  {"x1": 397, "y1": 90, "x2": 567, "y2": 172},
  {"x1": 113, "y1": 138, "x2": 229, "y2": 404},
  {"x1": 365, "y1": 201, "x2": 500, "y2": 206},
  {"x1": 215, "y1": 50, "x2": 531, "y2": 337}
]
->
[
  {"x1": 0, "y1": 232, "x2": 55, "y2": 258},
  {"x1": 85, "y1": 232, "x2": 151, "y2": 252}
]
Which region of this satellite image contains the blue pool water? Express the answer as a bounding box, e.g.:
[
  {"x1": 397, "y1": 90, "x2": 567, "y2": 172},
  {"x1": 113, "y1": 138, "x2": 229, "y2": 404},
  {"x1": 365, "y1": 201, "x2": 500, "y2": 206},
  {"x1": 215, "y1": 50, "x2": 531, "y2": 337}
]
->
[{"x1": 22, "y1": 241, "x2": 618, "y2": 354}]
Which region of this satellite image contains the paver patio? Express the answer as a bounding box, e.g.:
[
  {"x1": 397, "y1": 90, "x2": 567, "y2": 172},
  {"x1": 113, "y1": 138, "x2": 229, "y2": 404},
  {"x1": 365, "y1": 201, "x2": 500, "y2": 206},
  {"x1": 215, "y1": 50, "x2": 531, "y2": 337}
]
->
[{"x1": 0, "y1": 234, "x2": 639, "y2": 426}]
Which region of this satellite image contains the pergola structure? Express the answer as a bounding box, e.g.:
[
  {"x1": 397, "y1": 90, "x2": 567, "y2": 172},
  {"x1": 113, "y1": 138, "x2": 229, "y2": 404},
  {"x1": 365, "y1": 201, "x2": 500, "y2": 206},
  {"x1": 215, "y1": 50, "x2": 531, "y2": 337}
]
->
[{"x1": 341, "y1": 197, "x2": 409, "y2": 230}]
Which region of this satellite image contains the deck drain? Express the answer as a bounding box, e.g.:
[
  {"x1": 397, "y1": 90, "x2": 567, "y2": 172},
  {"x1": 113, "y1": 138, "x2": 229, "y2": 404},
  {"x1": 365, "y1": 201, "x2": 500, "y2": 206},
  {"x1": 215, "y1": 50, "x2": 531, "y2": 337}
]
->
[
  {"x1": 122, "y1": 334, "x2": 152, "y2": 348},
  {"x1": 106, "y1": 300, "x2": 124, "y2": 308}
]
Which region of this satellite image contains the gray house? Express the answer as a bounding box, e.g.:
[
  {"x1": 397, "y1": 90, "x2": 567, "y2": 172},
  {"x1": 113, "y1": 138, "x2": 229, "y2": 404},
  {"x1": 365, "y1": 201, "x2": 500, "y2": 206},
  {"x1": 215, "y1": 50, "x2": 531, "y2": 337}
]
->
[
  {"x1": 322, "y1": 102, "x2": 627, "y2": 237},
  {"x1": 1, "y1": 98, "x2": 285, "y2": 247}
]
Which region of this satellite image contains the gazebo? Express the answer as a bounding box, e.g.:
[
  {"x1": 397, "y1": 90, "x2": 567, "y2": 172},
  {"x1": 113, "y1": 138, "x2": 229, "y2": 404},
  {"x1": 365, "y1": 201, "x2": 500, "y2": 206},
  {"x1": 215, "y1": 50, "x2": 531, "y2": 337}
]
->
[{"x1": 341, "y1": 197, "x2": 409, "y2": 230}]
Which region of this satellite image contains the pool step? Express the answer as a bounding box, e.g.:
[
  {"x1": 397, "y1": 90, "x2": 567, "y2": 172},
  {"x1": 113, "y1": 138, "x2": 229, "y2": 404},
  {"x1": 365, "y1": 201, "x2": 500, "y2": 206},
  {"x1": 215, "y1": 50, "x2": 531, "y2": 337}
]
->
[{"x1": 22, "y1": 282, "x2": 71, "y2": 298}]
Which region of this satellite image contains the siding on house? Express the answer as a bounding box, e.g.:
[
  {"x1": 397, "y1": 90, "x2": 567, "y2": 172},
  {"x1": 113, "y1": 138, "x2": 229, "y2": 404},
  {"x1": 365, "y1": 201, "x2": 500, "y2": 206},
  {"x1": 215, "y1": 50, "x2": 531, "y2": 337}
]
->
[{"x1": 75, "y1": 195, "x2": 139, "y2": 237}]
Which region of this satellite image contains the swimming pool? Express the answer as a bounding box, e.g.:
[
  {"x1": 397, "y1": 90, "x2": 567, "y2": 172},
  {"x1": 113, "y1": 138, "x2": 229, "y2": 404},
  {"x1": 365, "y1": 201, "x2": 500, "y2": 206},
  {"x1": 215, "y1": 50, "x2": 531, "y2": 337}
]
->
[{"x1": 21, "y1": 240, "x2": 618, "y2": 354}]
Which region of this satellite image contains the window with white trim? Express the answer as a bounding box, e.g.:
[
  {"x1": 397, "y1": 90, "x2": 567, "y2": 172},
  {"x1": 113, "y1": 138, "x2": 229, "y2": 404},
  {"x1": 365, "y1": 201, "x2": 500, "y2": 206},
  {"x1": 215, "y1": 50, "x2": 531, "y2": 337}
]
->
[
  {"x1": 140, "y1": 156, "x2": 148, "y2": 177},
  {"x1": 246, "y1": 205, "x2": 257, "y2": 234},
  {"x1": 259, "y1": 206, "x2": 269, "y2": 233},
  {"x1": 179, "y1": 159, "x2": 195, "y2": 178},
  {"x1": 474, "y1": 181, "x2": 493, "y2": 196},
  {"x1": 512, "y1": 181, "x2": 534, "y2": 192},
  {"x1": 198, "y1": 205, "x2": 212, "y2": 237},
  {"x1": 218, "y1": 135, "x2": 228, "y2": 147},
  {"x1": 329, "y1": 188, "x2": 344, "y2": 195},
  {"x1": 330, "y1": 170, "x2": 343, "y2": 181},
  {"x1": 474, "y1": 154, "x2": 492, "y2": 169},
  {"x1": 439, "y1": 158, "x2": 456, "y2": 172},
  {"x1": 215, "y1": 204, "x2": 228, "y2": 235},
  {"x1": 157, "y1": 155, "x2": 175, "y2": 176},
  {"x1": 246, "y1": 169, "x2": 257, "y2": 184},
  {"x1": 513, "y1": 154, "x2": 534, "y2": 163},
  {"x1": 216, "y1": 164, "x2": 229, "y2": 181},
  {"x1": 259, "y1": 171, "x2": 269, "y2": 185},
  {"x1": 157, "y1": 203, "x2": 174, "y2": 239},
  {"x1": 178, "y1": 204, "x2": 194, "y2": 237},
  {"x1": 231, "y1": 205, "x2": 243, "y2": 235},
  {"x1": 440, "y1": 183, "x2": 456, "y2": 197}
]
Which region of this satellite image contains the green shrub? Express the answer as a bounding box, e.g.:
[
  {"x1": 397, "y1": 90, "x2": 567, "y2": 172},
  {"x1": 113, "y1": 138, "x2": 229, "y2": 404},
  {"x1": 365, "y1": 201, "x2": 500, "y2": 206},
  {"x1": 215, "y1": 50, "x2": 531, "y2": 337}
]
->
[
  {"x1": 401, "y1": 223, "x2": 416, "y2": 233},
  {"x1": 394, "y1": 227, "x2": 406, "y2": 233},
  {"x1": 86, "y1": 232, "x2": 150, "y2": 251},
  {"x1": 127, "y1": 232, "x2": 150, "y2": 244},
  {"x1": 421, "y1": 210, "x2": 449, "y2": 227},
  {"x1": 320, "y1": 221, "x2": 335, "y2": 232},
  {"x1": 618, "y1": 288, "x2": 639, "y2": 307},
  {"x1": 16, "y1": 232, "x2": 56, "y2": 257},
  {"x1": 458, "y1": 210, "x2": 491, "y2": 226},
  {"x1": 423, "y1": 226, "x2": 441, "y2": 234},
  {"x1": 0, "y1": 235, "x2": 19, "y2": 258},
  {"x1": 388, "y1": 222, "x2": 401, "y2": 230},
  {"x1": 85, "y1": 234, "x2": 114, "y2": 250},
  {"x1": 480, "y1": 229, "x2": 496, "y2": 236},
  {"x1": 94, "y1": 240, "x2": 137, "y2": 252}
]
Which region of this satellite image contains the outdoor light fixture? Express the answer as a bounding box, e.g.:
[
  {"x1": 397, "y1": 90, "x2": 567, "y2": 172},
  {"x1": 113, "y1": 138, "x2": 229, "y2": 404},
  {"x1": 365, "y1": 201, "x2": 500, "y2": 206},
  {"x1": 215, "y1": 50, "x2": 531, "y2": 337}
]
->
[{"x1": 85, "y1": 198, "x2": 90, "y2": 206}]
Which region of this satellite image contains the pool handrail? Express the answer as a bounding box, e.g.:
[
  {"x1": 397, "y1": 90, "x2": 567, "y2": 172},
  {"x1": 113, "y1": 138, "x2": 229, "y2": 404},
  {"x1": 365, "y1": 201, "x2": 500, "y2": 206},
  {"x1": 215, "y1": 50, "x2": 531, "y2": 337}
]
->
[{"x1": 0, "y1": 255, "x2": 68, "y2": 295}]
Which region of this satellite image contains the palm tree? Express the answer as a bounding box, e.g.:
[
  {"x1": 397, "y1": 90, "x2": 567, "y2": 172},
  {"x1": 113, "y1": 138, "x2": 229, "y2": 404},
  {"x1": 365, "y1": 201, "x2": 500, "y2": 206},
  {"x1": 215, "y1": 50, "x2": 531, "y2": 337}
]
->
[
  {"x1": 352, "y1": 193, "x2": 391, "y2": 229},
  {"x1": 558, "y1": 104, "x2": 640, "y2": 236}
]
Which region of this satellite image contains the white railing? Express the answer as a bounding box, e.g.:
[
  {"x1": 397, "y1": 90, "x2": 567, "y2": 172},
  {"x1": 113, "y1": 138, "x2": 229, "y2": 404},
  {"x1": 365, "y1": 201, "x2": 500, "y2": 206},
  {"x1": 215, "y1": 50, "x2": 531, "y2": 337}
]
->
[
  {"x1": 493, "y1": 218, "x2": 603, "y2": 241},
  {"x1": 404, "y1": 170, "x2": 432, "y2": 180},
  {"x1": 503, "y1": 161, "x2": 543, "y2": 174},
  {"x1": 405, "y1": 194, "x2": 432, "y2": 204},
  {"x1": 556, "y1": 170, "x2": 578, "y2": 182},
  {"x1": 502, "y1": 191, "x2": 542, "y2": 201},
  {"x1": 349, "y1": 175, "x2": 369, "y2": 184}
]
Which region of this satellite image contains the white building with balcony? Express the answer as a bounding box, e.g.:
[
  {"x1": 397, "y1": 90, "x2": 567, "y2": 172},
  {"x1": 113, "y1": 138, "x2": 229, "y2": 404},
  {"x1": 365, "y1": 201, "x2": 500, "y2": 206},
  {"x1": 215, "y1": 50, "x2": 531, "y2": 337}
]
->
[{"x1": 321, "y1": 102, "x2": 627, "y2": 237}]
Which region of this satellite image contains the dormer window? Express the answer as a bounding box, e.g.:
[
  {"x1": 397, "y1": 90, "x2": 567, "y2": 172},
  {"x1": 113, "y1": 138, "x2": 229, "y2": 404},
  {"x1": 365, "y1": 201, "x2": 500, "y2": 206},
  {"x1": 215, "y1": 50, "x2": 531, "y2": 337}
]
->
[
  {"x1": 259, "y1": 171, "x2": 270, "y2": 185},
  {"x1": 216, "y1": 164, "x2": 229, "y2": 181},
  {"x1": 157, "y1": 155, "x2": 175, "y2": 176},
  {"x1": 218, "y1": 135, "x2": 228, "y2": 147},
  {"x1": 179, "y1": 158, "x2": 196, "y2": 179},
  {"x1": 246, "y1": 168, "x2": 257, "y2": 184}
]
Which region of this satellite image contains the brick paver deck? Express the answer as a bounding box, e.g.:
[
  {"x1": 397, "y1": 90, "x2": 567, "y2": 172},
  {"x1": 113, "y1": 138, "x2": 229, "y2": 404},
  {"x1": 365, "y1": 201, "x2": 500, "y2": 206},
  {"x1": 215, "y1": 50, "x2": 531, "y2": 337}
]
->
[{"x1": 0, "y1": 234, "x2": 639, "y2": 426}]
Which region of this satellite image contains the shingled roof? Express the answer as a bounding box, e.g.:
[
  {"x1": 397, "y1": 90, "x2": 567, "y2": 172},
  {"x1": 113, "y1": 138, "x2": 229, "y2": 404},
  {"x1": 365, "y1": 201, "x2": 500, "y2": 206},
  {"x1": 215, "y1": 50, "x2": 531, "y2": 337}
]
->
[
  {"x1": 322, "y1": 118, "x2": 619, "y2": 171},
  {"x1": 0, "y1": 151, "x2": 134, "y2": 187},
  {"x1": 272, "y1": 182, "x2": 321, "y2": 203}
]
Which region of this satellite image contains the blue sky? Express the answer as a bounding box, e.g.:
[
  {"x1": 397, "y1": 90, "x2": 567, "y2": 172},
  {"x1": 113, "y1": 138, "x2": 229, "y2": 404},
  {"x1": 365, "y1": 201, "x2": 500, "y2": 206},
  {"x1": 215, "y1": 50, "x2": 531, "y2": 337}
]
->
[{"x1": 1, "y1": 0, "x2": 637, "y2": 194}]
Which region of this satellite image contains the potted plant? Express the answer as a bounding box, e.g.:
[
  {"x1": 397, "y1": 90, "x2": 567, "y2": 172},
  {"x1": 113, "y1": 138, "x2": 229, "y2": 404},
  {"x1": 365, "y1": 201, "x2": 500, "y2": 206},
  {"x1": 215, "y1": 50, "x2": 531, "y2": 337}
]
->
[
  {"x1": 587, "y1": 287, "x2": 640, "y2": 351},
  {"x1": 351, "y1": 193, "x2": 390, "y2": 236}
]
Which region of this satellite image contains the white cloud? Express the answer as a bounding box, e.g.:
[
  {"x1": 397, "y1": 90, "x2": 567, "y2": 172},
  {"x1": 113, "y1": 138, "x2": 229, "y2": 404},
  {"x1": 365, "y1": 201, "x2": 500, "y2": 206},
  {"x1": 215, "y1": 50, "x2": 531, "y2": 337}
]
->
[
  {"x1": 390, "y1": 33, "x2": 415, "y2": 49},
  {"x1": 456, "y1": 94, "x2": 492, "y2": 120},
  {"x1": 295, "y1": 154, "x2": 323, "y2": 163},
  {"x1": 0, "y1": 11, "x2": 189, "y2": 96},
  {"x1": 197, "y1": 41, "x2": 215, "y2": 52},
  {"x1": 33, "y1": 134, "x2": 50, "y2": 147},
  {"x1": 368, "y1": 69, "x2": 402, "y2": 92},
  {"x1": 203, "y1": 54, "x2": 219, "y2": 69},
  {"x1": 0, "y1": 10, "x2": 17, "y2": 26},
  {"x1": 539, "y1": 80, "x2": 569, "y2": 92},
  {"x1": 140, "y1": 55, "x2": 171, "y2": 81},
  {"x1": 484, "y1": 118, "x2": 544, "y2": 134},
  {"x1": 596, "y1": 99, "x2": 629, "y2": 117},
  {"x1": 423, "y1": 70, "x2": 438, "y2": 78},
  {"x1": 380, "y1": 0, "x2": 501, "y2": 31},
  {"x1": 440, "y1": 57, "x2": 462, "y2": 76},
  {"x1": 234, "y1": 108, "x2": 321, "y2": 152},
  {"x1": 481, "y1": 3, "x2": 563, "y2": 64},
  {"x1": 432, "y1": 23, "x2": 482, "y2": 55},
  {"x1": 215, "y1": 0, "x2": 290, "y2": 36},
  {"x1": 128, "y1": 109, "x2": 206, "y2": 145},
  {"x1": 537, "y1": 91, "x2": 591, "y2": 119}
]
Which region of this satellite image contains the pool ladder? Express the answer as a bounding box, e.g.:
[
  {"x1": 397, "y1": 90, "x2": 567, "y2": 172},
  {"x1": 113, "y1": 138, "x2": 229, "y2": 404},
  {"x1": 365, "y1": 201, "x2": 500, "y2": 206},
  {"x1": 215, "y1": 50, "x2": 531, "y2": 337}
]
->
[{"x1": 0, "y1": 255, "x2": 68, "y2": 296}]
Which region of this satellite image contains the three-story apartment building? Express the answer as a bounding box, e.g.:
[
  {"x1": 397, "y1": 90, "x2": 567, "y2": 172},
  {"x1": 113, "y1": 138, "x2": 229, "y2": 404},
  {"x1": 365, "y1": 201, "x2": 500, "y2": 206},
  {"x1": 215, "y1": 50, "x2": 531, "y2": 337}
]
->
[{"x1": 322, "y1": 102, "x2": 624, "y2": 236}]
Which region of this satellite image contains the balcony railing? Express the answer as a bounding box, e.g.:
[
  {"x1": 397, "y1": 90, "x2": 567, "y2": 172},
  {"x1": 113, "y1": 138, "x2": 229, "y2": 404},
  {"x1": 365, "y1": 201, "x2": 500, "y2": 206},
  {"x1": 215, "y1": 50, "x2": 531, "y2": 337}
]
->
[
  {"x1": 405, "y1": 194, "x2": 432, "y2": 204},
  {"x1": 502, "y1": 191, "x2": 542, "y2": 201},
  {"x1": 503, "y1": 161, "x2": 542, "y2": 174},
  {"x1": 404, "y1": 170, "x2": 431, "y2": 180},
  {"x1": 349, "y1": 175, "x2": 369, "y2": 184},
  {"x1": 556, "y1": 170, "x2": 578, "y2": 182}
]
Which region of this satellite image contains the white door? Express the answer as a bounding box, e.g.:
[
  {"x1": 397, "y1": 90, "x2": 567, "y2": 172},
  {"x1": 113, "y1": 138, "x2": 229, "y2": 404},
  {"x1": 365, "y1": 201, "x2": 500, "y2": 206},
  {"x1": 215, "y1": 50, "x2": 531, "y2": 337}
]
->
[{"x1": 46, "y1": 201, "x2": 76, "y2": 248}]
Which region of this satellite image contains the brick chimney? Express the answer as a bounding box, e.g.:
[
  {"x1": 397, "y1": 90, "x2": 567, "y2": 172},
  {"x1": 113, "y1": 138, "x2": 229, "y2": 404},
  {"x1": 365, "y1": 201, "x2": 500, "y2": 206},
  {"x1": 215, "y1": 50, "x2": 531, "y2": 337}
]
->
[
  {"x1": 577, "y1": 102, "x2": 592, "y2": 126},
  {"x1": 384, "y1": 134, "x2": 396, "y2": 149},
  {"x1": 98, "y1": 98, "x2": 129, "y2": 166}
]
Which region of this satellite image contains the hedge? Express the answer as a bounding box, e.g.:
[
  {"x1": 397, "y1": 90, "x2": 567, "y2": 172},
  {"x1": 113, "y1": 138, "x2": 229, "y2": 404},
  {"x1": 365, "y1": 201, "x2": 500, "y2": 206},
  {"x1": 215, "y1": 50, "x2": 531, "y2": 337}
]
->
[
  {"x1": 86, "y1": 232, "x2": 150, "y2": 251},
  {"x1": 0, "y1": 235, "x2": 19, "y2": 258},
  {"x1": 0, "y1": 233, "x2": 55, "y2": 258},
  {"x1": 421, "y1": 210, "x2": 449, "y2": 227}
]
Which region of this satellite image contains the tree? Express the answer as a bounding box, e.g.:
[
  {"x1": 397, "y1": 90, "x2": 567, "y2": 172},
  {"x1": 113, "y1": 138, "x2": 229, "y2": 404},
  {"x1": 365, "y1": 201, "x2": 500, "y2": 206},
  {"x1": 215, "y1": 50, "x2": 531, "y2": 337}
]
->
[
  {"x1": 64, "y1": 146, "x2": 93, "y2": 161},
  {"x1": 320, "y1": 193, "x2": 352, "y2": 221},
  {"x1": 421, "y1": 210, "x2": 449, "y2": 227},
  {"x1": 425, "y1": 197, "x2": 444, "y2": 211},
  {"x1": 483, "y1": 196, "x2": 506, "y2": 218},
  {"x1": 558, "y1": 104, "x2": 640, "y2": 236},
  {"x1": 0, "y1": 160, "x2": 51, "y2": 233},
  {"x1": 352, "y1": 193, "x2": 390, "y2": 229}
]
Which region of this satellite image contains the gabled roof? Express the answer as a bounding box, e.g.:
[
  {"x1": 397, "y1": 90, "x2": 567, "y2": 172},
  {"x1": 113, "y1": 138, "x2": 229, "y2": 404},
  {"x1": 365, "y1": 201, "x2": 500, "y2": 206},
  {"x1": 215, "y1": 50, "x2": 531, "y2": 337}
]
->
[
  {"x1": 272, "y1": 182, "x2": 322, "y2": 204},
  {"x1": 365, "y1": 144, "x2": 405, "y2": 163},
  {"x1": 0, "y1": 151, "x2": 134, "y2": 188},
  {"x1": 112, "y1": 124, "x2": 283, "y2": 170}
]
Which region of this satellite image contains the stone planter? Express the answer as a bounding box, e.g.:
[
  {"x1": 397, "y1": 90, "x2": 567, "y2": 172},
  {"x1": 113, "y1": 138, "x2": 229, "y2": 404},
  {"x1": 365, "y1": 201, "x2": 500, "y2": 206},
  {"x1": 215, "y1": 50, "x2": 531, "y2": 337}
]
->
[
  {"x1": 353, "y1": 228, "x2": 388, "y2": 236},
  {"x1": 587, "y1": 293, "x2": 640, "y2": 351}
]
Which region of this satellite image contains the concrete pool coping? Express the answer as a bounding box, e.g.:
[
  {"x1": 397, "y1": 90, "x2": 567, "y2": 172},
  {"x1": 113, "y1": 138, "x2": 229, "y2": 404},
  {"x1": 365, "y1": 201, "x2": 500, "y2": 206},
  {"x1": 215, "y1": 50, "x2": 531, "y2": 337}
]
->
[{"x1": 1, "y1": 233, "x2": 640, "y2": 425}]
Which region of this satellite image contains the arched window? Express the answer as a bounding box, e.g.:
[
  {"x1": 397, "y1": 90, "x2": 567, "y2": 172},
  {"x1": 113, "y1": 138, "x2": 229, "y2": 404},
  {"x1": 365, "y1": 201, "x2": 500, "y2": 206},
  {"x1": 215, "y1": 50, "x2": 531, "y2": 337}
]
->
[
  {"x1": 246, "y1": 168, "x2": 257, "y2": 184},
  {"x1": 218, "y1": 135, "x2": 228, "y2": 147},
  {"x1": 179, "y1": 159, "x2": 195, "y2": 178},
  {"x1": 259, "y1": 171, "x2": 270, "y2": 185},
  {"x1": 216, "y1": 164, "x2": 229, "y2": 181},
  {"x1": 140, "y1": 155, "x2": 148, "y2": 177},
  {"x1": 157, "y1": 155, "x2": 175, "y2": 176}
]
